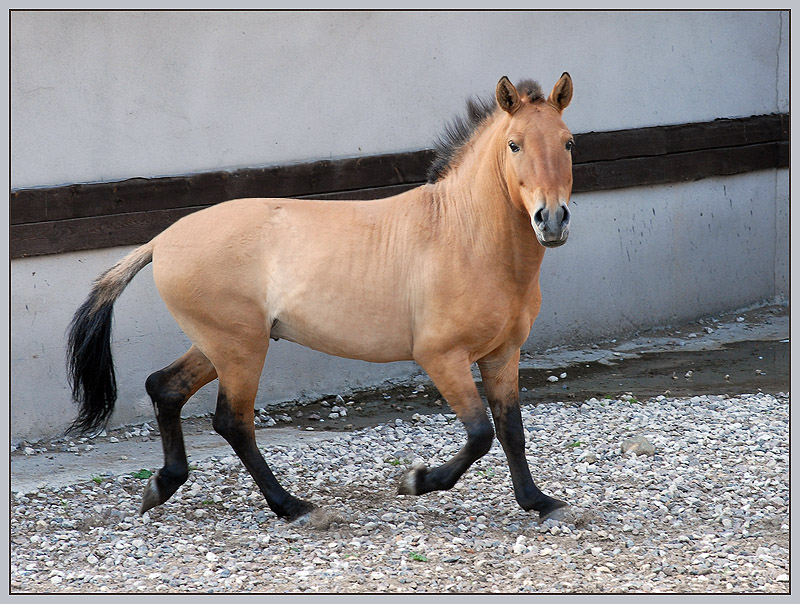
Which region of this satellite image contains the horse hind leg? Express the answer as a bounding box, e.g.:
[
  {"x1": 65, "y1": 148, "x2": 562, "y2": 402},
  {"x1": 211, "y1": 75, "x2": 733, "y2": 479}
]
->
[
  {"x1": 210, "y1": 342, "x2": 316, "y2": 522},
  {"x1": 140, "y1": 345, "x2": 217, "y2": 514}
]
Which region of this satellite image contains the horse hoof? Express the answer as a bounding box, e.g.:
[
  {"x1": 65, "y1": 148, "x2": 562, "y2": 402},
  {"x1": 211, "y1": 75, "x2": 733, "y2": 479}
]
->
[
  {"x1": 139, "y1": 475, "x2": 162, "y2": 515},
  {"x1": 289, "y1": 506, "x2": 341, "y2": 530},
  {"x1": 540, "y1": 506, "x2": 570, "y2": 524},
  {"x1": 284, "y1": 498, "x2": 317, "y2": 522},
  {"x1": 539, "y1": 501, "x2": 596, "y2": 529},
  {"x1": 397, "y1": 463, "x2": 428, "y2": 496},
  {"x1": 538, "y1": 498, "x2": 570, "y2": 523}
]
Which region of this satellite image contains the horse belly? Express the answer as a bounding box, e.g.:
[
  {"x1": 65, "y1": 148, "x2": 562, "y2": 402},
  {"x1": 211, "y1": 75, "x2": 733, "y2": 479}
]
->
[
  {"x1": 270, "y1": 297, "x2": 414, "y2": 363},
  {"x1": 269, "y1": 274, "x2": 412, "y2": 362}
]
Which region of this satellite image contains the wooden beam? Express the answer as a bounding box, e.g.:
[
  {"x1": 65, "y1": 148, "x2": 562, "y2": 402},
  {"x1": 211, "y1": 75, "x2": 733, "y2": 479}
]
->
[
  {"x1": 572, "y1": 141, "x2": 788, "y2": 193},
  {"x1": 10, "y1": 114, "x2": 789, "y2": 259},
  {"x1": 10, "y1": 150, "x2": 436, "y2": 226}
]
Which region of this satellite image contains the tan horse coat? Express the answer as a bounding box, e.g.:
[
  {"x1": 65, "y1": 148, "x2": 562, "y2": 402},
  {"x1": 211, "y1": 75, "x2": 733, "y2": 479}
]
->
[
  {"x1": 70, "y1": 74, "x2": 575, "y2": 522},
  {"x1": 153, "y1": 78, "x2": 572, "y2": 369}
]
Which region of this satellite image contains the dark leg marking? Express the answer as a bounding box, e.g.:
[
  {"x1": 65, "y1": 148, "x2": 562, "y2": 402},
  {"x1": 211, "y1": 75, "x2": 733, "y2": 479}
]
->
[
  {"x1": 490, "y1": 400, "x2": 567, "y2": 520},
  {"x1": 398, "y1": 413, "x2": 494, "y2": 496},
  {"x1": 140, "y1": 350, "x2": 216, "y2": 514},
  {"x1": 479, "y1": 350, "x2": 568, "y2": 521},
  {"x1": 213, "y1": 389, "x2": 315, "y2": 521}
]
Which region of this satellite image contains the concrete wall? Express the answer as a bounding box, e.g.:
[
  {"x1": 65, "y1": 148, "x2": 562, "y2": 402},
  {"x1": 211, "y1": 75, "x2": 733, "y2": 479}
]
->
[
  {"x1": 533, "y1": 170, "x2": 789, "y2": 346},
  {"x1": 10, "y1": 11, "x2": 789, "y2": 443},
  {"x1": 12, "y1": 10, "x2": 788, "y2": 188}
]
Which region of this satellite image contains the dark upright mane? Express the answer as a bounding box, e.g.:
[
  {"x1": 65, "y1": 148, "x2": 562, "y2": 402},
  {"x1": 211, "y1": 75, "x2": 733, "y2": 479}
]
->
[
  {"x1": 426, "y1": 95, "x2": 496, "y2": 183},
  {"x1": 426, "y1": 79, "x2": 545, "y2": 183}
]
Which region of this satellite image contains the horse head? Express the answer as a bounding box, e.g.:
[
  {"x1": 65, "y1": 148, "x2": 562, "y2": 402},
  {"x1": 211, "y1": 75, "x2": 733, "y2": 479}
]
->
[{"x1": 496, "y1": 73, "x2": 574, "y2": 248}]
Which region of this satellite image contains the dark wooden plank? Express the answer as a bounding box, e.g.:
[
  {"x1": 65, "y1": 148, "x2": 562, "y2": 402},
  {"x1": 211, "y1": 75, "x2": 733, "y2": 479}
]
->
[
  {"x1": 9, "y1": 184, "x2": 427, "y2": 259},
  {"x1": 573, "y1": 141, "x2": 785, "y2": 193},
  {"x1": 10, "y1": 150, "x2": 437, "y2": 226},
  {"x1": 12, "y1": 141, "x2": 785, "y2": 260},
  {"x1": 664, "y1": 114, "x2": 786, "y2": 154},
  {"x1": 10, "y1": 207, "x2": 206, "y2": 259},
  {"x1": 302, "y1": 182, "x2": 422, "y2": 201},
  {"x1": 11, "y1": 114, "x2": 787, "y2": 226},
  {"x1": 9, "y1": 114, "x2": 789, "y2": 259},
  {"x1": 780, "y1": 113, "x2": 790, "y2": 138},
  {"x1": 10, "y1": 177, "x2": 198, "y2": 226},
  {"x1": 571, "y1": 113, "x2": 787, "y2": 164},
  {"x1": 572, "y1": 126, "x2": 666, "y2": 164}
]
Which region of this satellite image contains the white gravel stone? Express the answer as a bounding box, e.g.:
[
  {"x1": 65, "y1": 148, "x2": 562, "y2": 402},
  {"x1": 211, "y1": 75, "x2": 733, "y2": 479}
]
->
[{"x1": 10, "y1": 392, "x2": 788, "y2": 594}]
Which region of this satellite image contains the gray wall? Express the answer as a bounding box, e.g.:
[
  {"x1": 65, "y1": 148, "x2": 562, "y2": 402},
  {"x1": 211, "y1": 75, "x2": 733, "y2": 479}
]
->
[
  {"x1": 12, "y1": 10, "x2": 788, "y2": 188},
  {"x1": 10, "y1": 11, "x2": 789, "y2": 443}
]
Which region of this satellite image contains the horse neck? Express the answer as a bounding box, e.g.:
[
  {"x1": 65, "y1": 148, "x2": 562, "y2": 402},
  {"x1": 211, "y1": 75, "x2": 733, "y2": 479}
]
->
[{"x1": 428, "y1": 120, "x2": 546, "y2": 280}]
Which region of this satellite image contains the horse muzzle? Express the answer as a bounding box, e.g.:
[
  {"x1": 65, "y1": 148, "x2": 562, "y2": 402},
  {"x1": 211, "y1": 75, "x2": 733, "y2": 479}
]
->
[{"x1": 532, "y1": 203, "x2": 570, "y2": 248}]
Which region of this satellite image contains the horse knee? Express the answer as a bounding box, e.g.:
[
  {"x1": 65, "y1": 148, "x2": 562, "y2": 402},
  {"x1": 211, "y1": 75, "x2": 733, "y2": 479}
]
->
[
  {"x1": 398, "y1": 416, "x2": 494, "y2": 496},
  {"x1": 466, "y1": 416, "x2": 494, "y2": 458},
  {"x1": 498, "y1": 420, "x2": 525, "y2": 451},
  {"x1": 492, "y1": 404, "x2": 526, "y2": 450}
]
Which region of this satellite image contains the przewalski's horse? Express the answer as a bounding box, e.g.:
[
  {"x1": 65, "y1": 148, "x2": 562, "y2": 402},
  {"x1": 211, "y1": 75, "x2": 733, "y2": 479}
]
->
[{"x1": 68, "y1": 73, "x2": 575, "y2": 524}]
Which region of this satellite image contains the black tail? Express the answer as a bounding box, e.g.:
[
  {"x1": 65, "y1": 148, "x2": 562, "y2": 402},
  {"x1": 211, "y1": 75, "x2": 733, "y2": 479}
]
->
[
  {"x1": 66, "y1": 243, "x2": 153, "y2": 435},
  {"x1": 66, "y1": 293, "x2": 118, "y2": 434}
]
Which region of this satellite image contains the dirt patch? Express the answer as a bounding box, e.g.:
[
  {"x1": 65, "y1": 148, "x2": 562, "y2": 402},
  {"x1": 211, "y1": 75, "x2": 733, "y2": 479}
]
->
[{"x1": 518, "y1": 338, "x2": 788, "y2": 405}]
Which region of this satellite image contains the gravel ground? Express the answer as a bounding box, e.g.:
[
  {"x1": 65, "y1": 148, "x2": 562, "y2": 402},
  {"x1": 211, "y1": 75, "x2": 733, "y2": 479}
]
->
[{"x1": 10, "y1": 391, "x2": 789, "y2": 594}]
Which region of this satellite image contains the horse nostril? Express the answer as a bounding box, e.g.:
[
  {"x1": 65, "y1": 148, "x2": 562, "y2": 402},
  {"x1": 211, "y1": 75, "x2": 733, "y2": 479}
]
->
[
  {"x1": 533, "y1": 208, "x2": 545, "y2": 227},
  {"x1": 560, "y1": 205, "x2": 570, "y2": 226}
]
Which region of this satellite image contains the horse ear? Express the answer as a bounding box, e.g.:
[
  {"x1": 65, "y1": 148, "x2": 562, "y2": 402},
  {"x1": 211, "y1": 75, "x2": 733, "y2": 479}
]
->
[
  {"x1": 496, "y1": 76, "x2": 522, "y2": 114},
  {"x1": 547, "y1": 72, "x2": 573, "y2": 112}
]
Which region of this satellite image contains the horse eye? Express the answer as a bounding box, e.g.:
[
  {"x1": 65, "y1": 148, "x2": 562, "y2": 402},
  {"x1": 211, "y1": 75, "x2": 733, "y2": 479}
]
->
[
  {"x1": 509, "y1": 141, "x2": 520, "y2": 153},
  {"x1": 565, "y1": 140, "x2": 575, "y2": 152}
]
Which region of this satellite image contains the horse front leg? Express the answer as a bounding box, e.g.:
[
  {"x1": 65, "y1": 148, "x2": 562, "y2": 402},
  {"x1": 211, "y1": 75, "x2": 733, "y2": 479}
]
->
[
  {"x1": 478, "y1": 348, "x2": 568, "y2": 521},
  {"x1": 398, "y1": 351, "x2": 494, "y2": 496}
]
